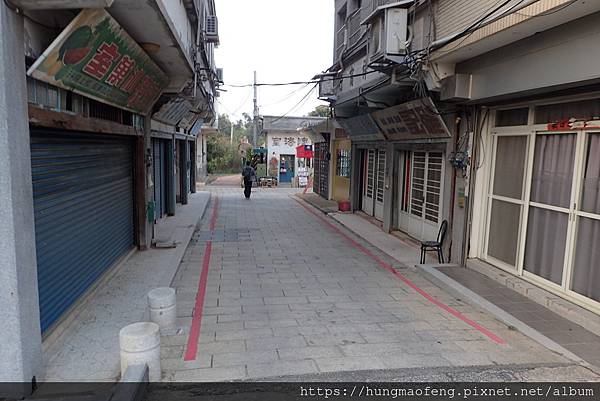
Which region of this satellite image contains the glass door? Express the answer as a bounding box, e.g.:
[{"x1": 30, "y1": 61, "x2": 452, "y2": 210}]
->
[
  {"x1": 522, "y1": 133, "x2": 578, "y2": 287},
  {"x1": 485, "y1": 134, "x2": 529, "y2": 270},
  {"x1": 568, "y1": 132, "x2": 600, "y2": 304}
]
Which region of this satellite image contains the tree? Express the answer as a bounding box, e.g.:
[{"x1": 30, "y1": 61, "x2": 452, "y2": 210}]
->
[
  {"x1": 307, "y1": 105, "x2": 330, "y2": 117},
  {"x1": 207, "y1": 113, "x2": 256, "y2": 173}
]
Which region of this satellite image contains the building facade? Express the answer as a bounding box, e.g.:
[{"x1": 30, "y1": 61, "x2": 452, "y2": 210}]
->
[
  {"x1": 421, "y1": 0, "x2": 600, "y2": 315},
  {"x1": 322, "y1": 0, "x2": 458, "y2": 249},
  {"x1": 0, "y1": 0, "x2": 219, "y2": 385},
  {"x1": 321, "y1": 0, "x2": 600, "y2": 318},
  {"x1": 262, "y1": 116, "x2": 326, "y2": 186}
]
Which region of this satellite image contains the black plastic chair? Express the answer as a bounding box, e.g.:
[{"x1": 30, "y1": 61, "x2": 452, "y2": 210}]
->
[{"x1": 420, "y1": 220, "x2": 448, "y2": 264}]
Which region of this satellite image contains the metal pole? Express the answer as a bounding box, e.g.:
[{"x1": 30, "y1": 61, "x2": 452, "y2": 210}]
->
[
  {"x1": 230, "y1": 122, "x2": 234, "y2": 144},
  {"x1": 253, "y1": 71, "x2": 258, "y2": 147}
]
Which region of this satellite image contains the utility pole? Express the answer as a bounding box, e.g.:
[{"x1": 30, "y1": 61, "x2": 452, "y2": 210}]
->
[
  {"x1": 252, "y1": 71, "x2": 259, "y2": 148},
  {"x1": 230, "y1": 122, "x2": 234, "y2": 145}
]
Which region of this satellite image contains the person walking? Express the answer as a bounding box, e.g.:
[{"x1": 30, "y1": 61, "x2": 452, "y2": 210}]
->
[{"x1": 241, "y1": 161, "x2": 256, "y2": 199}]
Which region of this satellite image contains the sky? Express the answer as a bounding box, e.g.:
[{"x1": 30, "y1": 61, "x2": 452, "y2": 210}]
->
[{"x1": 214, "y1": 0, "x2": 334, "y2": 122}]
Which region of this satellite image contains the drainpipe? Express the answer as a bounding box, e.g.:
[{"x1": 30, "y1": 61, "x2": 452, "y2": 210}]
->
[
  {"x1": 461, "y1": 107, "x2": 488, "y2": 267},
  {"x1": 447, "y1": 115, "x2": 461, "y2": 263}
]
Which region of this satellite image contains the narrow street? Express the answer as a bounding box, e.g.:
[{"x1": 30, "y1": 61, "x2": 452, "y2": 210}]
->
[{"x1": 159, "y1": 187, "x2": 599, "y2": 381}]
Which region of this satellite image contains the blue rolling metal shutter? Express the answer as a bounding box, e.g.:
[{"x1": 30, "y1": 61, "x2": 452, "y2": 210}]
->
[{"x1": 30, "y1": 130, "x2": 135, "y2": 332}]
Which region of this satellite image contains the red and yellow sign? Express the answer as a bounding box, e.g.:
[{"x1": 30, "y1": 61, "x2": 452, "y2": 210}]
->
[{"x1": 27, "y1": 9, "x2": 169, "y2": 114}]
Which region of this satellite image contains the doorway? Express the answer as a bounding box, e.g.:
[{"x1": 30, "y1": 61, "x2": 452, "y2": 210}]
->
[
  {"x1": 397, "y1": 150, "x2": 444, "y2": 240},
  {"x1": 279, "y1": 154, "x2": 295, "y2": 183},
  {"x1": 361, "y1": 148, "x2": 385, "y2": 221}
]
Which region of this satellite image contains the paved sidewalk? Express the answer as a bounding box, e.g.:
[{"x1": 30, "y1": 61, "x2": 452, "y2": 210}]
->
[
  {"x1": 43, "y1": 192, "x2": 210, "y2": 381},
  {"x1": 296, "y1": 193, "x2": 339, "y2": 214},
  {"x1": 330, "y1": 212, "x2": 434, "y2": 266},
  {"x1": 434, "y1": 266, "x2": 600, "y2": 369},
  {"x1": 161, "y1": 188, "x2": 598, "y2": 381}
]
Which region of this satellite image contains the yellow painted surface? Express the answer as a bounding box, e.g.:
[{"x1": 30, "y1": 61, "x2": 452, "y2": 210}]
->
[{"x1": 332, "y1": 139, "x2": 351, "y2": 202}]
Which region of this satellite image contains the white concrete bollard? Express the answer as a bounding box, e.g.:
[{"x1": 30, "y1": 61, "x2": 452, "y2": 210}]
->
[
  {"x1": 119, "y1": 322, "x2": 161, "y2": 382},
  {"x1": 147, "y1": 287, "x2": 177, "y2": 332}
]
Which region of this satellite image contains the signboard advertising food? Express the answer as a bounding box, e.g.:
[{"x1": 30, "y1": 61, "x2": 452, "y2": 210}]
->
[{"x1": 27, "y1": 9, "x2": 169, "y2": 114}]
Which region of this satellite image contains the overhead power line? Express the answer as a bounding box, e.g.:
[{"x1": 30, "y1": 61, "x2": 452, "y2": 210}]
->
[{"x1": 222, "y1": 63, "x2": 401, "y2": 88}]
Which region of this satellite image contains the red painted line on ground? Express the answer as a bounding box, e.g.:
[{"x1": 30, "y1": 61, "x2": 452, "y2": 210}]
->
[
  {"x1": 293, "y1": 198, "x2": 507, "y2": 346},
  {"x1": 303, "y1": 177, "x2": 313, "y2": 194},
  {"x1": 184, "y1": 196, "x2": 219, "y2": 361}
]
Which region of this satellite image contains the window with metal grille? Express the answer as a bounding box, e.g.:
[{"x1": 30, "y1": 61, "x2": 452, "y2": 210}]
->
[
  {"x1": 376, "y1": 150, "x2": 385, "y2": 203},
  {"x1": 336, "y1": 149, "x2": 350, "y2": 177},
  {"x1": 366, "y1": 149, "x2": 375, "y2": 198},
  {"x1": 410, "y1": 151, "x2": 442, "y2": 224}
]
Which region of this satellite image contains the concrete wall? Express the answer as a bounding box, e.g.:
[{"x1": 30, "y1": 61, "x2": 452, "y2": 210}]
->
[
  {"x1": 0, "y1": 4, "x2": 42, "y2": 390},
  {"x1": 457, "y1": 11, "x2": 600, "y2": 101},
  {"x1": 157, "y1": 0, "x2": 195, "y2": 64}
]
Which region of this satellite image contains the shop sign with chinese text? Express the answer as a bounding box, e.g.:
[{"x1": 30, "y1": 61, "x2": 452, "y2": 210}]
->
[
  {"x1": 547, "y1": 119, "x2": 600, "y2": 131},
  {"x1": 27, "y1": 9, "x2": 169, "y2": 114},
  {"x1": 372, "y1": 98, "x2": 450, "y2": 141}
]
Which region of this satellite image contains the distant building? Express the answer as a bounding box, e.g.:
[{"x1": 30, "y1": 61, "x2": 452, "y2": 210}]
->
[{"x1": 261, "y1": 116, "x2": 326, "y2": 186}]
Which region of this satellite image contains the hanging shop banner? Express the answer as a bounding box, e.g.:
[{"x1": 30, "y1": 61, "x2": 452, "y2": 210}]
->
[
  {"x1": 372, "y1": 98, "x2": 451, "y2": 141},
  {"x1": 27, "y1": 9, "x2": 169, "y2": 114}
]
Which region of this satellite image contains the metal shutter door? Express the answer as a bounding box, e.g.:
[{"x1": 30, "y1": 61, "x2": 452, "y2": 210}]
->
[
  {"x1": 319, "y1": 142, "x2": 329, "y2": 197},
  {"x1": 152, "y1": 139, "x2": 162, "y2": 219},
  {"x1": 152, "y1": 139, "x2": 167, "y2": 219},
  {"x1": 313, "y1": 143, "x2": 322, "y2": 194},
  {"x1": 31, "y1": 130, "x2": 135, "y2": 332}
]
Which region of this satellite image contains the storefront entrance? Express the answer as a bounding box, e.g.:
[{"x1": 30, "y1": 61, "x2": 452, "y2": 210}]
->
[
  {"x1": 397, "y1": 150, "x2": 444, "y2": 241},
  {"x1": 483, "y1": 102, "x2": 600, "y2": 312},
  {"x1": 361, "y1": 149, "x2": 385, "y2": 221},
  {"x1": 279, "y1": 154, "x2": 295, "y2": 183}
]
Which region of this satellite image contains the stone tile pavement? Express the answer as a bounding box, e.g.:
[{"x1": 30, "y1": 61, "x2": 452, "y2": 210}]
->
[
  {"x1": 161, "y1": 188, "x2": 599, "y2": 381},
  {"x1": 436, "y1": 266, "x2": 600, "y2": 369},
  {"x1": 42, "y1": 192, "x2": 210, "y2": 381}
]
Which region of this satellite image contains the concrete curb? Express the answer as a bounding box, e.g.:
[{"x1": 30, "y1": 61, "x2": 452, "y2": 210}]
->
[
  {"x1": 416, "y1": 263, "x2": 600, "y2": 373},
  {"x1": 158, "y1": 193, "x2": 211, "y2": 287},
  {"x1": 113, "y1": 364, "x2": 148, "y2": 401}
]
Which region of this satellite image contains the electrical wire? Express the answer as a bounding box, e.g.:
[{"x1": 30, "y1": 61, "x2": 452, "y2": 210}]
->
[
  {"x1": 427, "y1": 0, "x2": 528, "y2": 55},
  {"x1": 267, "y1": 83, "x2": 319, "y2": 124},
  {"x1": 222, "y1": 63, "x2": 401, "y2": 88},
  {"x1": 259, "y1": 83, "x2": 312, "y2": 108},
  {"x1": 514, "y1": 0, "x2": 581, "y2": 18}
]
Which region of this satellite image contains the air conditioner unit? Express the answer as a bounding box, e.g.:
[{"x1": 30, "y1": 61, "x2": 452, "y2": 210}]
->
[
  {"x1": 367, "y1": 7, "x2": 408, "y2": 64},
  {"x1": 205, "y1": 15, "x2": 219, "y2": 43},
  {"x1": 441, "y1": 74, "x2": 473, "y2": 102}
]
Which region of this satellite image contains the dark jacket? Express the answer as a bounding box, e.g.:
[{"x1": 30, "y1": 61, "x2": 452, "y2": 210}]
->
[{"x1": 242, "y1": 165, "x2": 256, "y2": 182}]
